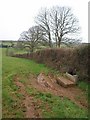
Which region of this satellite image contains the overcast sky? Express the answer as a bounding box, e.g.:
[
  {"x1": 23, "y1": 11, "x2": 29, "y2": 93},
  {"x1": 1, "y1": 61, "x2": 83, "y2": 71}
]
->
[{"x1": 0, "y1": 0, "x2": 88, "y2": 43}]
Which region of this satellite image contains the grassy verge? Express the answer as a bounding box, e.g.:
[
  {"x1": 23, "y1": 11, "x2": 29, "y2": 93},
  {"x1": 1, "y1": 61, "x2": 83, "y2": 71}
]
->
[
  {"x1": 0, "y1": 48, "x2": 2, "y2": 119},
  {"x1": 78, "y1": 81, "x2": 88, "y2": 92},
  {"x1": 2, "y1": 48, "x2": 88, "y2": 118},
  {"x1": 2, "y1": 48, "x2": 52, "y2": 118},
  {"x1": 26, "y1": 86, "x2": 88, "y2": 118}
]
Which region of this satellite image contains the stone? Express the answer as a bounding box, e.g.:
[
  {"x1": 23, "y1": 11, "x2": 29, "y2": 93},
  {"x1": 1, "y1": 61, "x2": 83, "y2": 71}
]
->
[
  {"x1": 37, "y1": 73, "x2": 53, "y2": 88},
  {"x1": 56, "y1": 76, "x2": 76, "y2": 88},
  {"x1": 65, "y1": 72, "x2": 78, "y2": 83}
]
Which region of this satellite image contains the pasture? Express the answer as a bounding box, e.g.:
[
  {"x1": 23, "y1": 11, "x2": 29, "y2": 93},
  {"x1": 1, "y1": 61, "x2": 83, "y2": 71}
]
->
[{"x1": 2, "y1": 48, "x2": 88, "y2": 118}]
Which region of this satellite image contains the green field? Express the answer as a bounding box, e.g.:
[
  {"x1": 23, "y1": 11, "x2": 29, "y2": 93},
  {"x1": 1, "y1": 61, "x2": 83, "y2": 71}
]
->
[
  {"x1": 2, "y1": 48, "x2": 88, "y2": 118},
  {"x1": 0, "y1": 48, "x2": 2, "y2": 119}
]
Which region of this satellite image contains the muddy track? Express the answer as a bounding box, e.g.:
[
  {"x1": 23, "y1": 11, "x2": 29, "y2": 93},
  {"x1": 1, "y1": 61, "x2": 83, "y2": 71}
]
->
[
  {"x1": 14, "y1": 79, "x2": 40, "y2": 118},
  {"x1": 14, "y1": 73, "x2": 88, "y2": 118},
  {"x1": 29, "y1": 74, "x2": 88, "y2": 109}
]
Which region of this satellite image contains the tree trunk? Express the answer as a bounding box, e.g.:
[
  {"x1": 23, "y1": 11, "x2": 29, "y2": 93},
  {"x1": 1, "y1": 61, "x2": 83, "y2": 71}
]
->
[
  {"x1": 31, "y1": 48, "x2": 34, "y2": 53},
  {"x1": 56, "y1": 38, "x2": 57, "y2": 47},
  {"x1": 55, "y1": 35, "x2": 58, "y2": 47},
  {"x1": 58, "y1": 36, "x2": 61, "y2": 47},
  {"x1": 48, "y1": 32, "x2": 52, "y2": 47},
  {"x1": 31, "y1": 44, "x2": 34, "y2": 53}
]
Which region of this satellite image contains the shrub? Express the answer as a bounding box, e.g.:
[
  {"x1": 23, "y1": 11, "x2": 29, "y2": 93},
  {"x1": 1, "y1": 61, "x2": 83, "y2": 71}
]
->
[{"x1": 13, "y1": 44, "x2": 89, "y2": 82}]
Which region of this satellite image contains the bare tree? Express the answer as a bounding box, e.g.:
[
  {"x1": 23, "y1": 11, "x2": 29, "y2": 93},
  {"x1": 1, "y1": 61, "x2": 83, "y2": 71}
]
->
[
  {"x1": 19, "y1": 6, "x2": 80, "y2": 49},
  {"x1": 19, "y1": 26, "x2": 45, "y2": 52},
  {"x1": 35, "y1": 8, "x2": 52, "y2": 47},
  {"x1": 50, "y1": 6, "x2": 80, "y2": 47}
]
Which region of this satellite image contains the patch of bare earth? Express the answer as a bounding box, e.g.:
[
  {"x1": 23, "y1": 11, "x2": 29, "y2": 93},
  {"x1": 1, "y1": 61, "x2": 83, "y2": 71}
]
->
[
  {"x1": 13, "y1": 75, "x2": 41, "y2": 118},
  {"x1": 13, "y1": 73, "x2": 88, "y2": 118},
  {"x1": 29, "y1": 73, "x2": 88, "y2": 109}
]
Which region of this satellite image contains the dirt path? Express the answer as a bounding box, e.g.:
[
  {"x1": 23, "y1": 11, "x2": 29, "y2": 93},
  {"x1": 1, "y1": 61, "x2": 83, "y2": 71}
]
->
[
  {"x1": 29, "y1": 73, "x2": 88, "y2": 109},
  {"x1": 14, "y1": 77, "x2": 40, "y2": 118},
  {"x1": 14, "y1": 73, "x2": 88, "y2": 118}
]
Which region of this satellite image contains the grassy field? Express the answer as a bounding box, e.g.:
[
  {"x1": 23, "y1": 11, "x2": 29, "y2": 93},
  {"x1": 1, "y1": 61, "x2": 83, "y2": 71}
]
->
[
  {"x1": 2, "y1": 48, "x2": 88, "y2": 118},
  {"x1": 0, "y1": 48, "x2": 2, "y2": 119}
]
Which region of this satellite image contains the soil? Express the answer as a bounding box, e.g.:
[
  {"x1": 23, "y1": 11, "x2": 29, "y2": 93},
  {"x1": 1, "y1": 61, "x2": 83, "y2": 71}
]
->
[
  {"x1": 14, "y1": 76, "x2": 40, "y2": 118},
  {"x1": 30, "y1": 73, "x2": 88, "y2": 108},
  {"x1": 13, "y1": 73, "x2": 88, "y2": 118}
]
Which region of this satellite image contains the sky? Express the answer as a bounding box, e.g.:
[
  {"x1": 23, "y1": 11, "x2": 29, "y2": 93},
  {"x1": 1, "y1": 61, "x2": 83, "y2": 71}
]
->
[{"x1": 0, "y1": 0, "x2": 89, "y2": 43}]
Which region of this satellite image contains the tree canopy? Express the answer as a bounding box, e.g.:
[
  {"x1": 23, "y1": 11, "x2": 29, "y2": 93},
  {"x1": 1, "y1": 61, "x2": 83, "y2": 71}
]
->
[{"x1": 18, "y1": 6, "x2": 81, "y2": 52}]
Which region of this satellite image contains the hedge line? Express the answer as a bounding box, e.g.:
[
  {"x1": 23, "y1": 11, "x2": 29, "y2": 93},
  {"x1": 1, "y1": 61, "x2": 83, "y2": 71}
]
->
[{"x1": 13, "y1": 45, "x2": 89, "y2": 82}]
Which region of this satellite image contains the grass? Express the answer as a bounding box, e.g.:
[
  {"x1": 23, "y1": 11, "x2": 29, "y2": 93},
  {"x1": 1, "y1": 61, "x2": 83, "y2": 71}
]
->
[
  {"x1": 2, "y1": 48, "x2": 88, "y2": 118},
  {"x1": 26, "y1": 87, "x2": 88, "y2": 118},
  {"x1": 2, "y1": 48, "x2": 50, "y2": 75},
  {"x1": 6, "y1": 47, "x2": 28, "y2": 55},
  {"x1": 0, "y1": 48, "x2": 2, "y2": 119},
  {"x1": 2, "y1": 48, "x2": 52, "y2": 118},
  {"x1": 78, "y1": 81, "x2": 88, "y2": 92}
]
